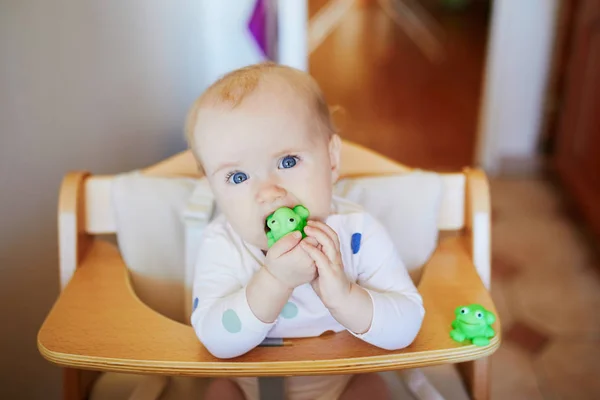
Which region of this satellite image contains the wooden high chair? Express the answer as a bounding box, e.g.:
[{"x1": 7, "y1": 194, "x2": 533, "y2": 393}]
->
[{"x1": 38, "y1": 140, "x2": 500, "y2": 400}]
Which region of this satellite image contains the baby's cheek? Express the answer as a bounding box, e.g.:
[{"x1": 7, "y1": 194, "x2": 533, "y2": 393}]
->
[
  {"x1": 312, "y1": 188, "x2": 333, "y2": 219},
  {"x1": 298, "y1": 179, "x2": 332, "y2": 214},
  {"x1": 232, "y1": 210, "x2": 257, "y2": 232}
]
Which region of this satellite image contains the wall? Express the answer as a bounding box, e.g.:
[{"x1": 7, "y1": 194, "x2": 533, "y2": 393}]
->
[
  {"x1": 476, "y1": 0, "x2": 560, "y2": 174},
  {"x1": 0, "y1": 1, "x2": 265, "y2": 398}
]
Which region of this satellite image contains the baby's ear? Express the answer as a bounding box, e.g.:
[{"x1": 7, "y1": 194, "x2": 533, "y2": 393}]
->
[{"x1": 329, "y1": 134, "x2": 342, "y2": 182}]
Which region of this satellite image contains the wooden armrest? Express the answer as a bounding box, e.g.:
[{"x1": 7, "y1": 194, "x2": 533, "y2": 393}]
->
[{"x1": 38, "y1": 235, "x2": 500, "y2": 377}]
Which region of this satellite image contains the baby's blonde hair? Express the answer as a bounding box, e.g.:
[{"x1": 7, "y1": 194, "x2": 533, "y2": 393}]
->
[{"x1": 184, "y1": 62, "x2": 338, "y2": 157}]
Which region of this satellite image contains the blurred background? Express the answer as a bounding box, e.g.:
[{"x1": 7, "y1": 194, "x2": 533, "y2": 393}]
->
[{"x1": 1, "y1": 0, "x2": 599, "y2": 398}]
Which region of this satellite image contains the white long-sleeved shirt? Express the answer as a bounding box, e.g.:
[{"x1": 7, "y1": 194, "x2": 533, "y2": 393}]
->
[{"x1": 190, "y1": 196, "x2": 425, "y2": 359}]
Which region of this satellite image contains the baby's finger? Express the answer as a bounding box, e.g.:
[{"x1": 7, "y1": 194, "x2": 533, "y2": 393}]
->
[
  {"x1": 301, "y1": 241, "x2": 331, "y2": 274},
  {"x1": 304, "y1": 225, "x2": 338, "y2": 263},
  {"x1": 268, "y1": 230, "x2": 302, "y2": 258},
  {"x1": 302, "y1": 236, "x2": 319, "y2": 247},
  {"x1": 299, "y1": 237, "x2": 323, "y2": 260},
  {"x1": 307, "y1": 220, "x2": 340, "y2": 251}
]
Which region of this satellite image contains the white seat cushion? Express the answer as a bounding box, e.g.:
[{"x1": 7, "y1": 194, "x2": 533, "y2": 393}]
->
[
  {"x1": 111, "y1": 172, "x2": 211, "y2": 324},
  {"x1": 111, "y1": 170, "x2": 443, "y2": 321},
  {"x1": 333, "y1": 171, "x2": 444, "y2": 272}
]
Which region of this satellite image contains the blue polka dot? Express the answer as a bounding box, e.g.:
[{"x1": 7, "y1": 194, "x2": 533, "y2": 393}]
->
[
  {"x1": 351, "y1": 233, "x2": 362, "y2": 254},
  {"x1": 222, "y1": 309, "x2": 242, "y2": 333},
  {"x1": 193, "y1": 297, "x2": 199, "y2": 311},
  {"x1": 280, "y1": 302, "x2": 299, "y2": 319}
]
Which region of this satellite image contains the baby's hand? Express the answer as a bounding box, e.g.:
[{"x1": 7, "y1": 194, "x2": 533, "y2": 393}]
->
[
  {"x1": 301, "y1": 221, "x2": 352, "y2": 310},
  {"x1": 265, "y1": 231, "x2": 318, "y2": 290}
]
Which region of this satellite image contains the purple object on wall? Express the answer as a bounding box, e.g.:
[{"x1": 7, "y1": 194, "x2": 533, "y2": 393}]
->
[{"x1": 248, "y1": 0, "x2": 269, "y2": 58}]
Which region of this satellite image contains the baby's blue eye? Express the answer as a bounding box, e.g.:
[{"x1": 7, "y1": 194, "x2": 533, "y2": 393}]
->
[
  {"x1": 279, "y1": 155, "x2": 298, "y2": 169},
  {"x1": 228, "y1": 172, "x2": 248, "y2": 184}
]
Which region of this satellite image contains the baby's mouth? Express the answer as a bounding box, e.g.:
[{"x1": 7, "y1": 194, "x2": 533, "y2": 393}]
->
[{"x1": 264, "y1": 219, "x2": 270, "y2": 234}]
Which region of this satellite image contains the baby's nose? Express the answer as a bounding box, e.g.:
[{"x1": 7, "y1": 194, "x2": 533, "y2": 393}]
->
[{"x1": 257, "y1": 183, "x2": 287, "y2": 204}]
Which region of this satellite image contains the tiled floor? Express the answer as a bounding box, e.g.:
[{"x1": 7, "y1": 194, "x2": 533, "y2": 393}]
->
[{"x1": 489, "y1": 177, "x2": 600, "y2": 400}]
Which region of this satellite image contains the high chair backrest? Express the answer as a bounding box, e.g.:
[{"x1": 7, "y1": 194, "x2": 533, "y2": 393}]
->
[{"x1": 59, "y1": 141, "x2": 489, "y2": 290}]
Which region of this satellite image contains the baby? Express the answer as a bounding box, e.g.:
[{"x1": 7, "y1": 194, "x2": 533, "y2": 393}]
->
[{"x1": 186, "y1": 62, "x2": 425, "y2": 400}]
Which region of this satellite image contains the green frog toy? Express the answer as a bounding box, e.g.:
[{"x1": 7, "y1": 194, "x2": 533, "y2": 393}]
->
[
  {"x1": 450, "y1": 304, "x2": 496, "y2": 346},
  {"x1": 265, "y1": 205, "x2": 310, "y2": 248}
]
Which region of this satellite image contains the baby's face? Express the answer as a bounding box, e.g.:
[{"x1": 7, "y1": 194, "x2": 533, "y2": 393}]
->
[{"x1": 194, "y1": 86, "x2": 339, "y2": 250}]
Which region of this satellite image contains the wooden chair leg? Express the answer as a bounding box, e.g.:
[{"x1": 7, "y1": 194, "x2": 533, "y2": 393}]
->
[
  {"x1": 457, "y1": 358, "x2": 490, "y2": 400},
  {"x1": 63, "y1": 368, "x2": 100, "y2": 400}
]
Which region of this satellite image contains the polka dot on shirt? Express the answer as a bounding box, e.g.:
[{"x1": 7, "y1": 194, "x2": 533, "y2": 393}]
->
[
  {"x1": 280, "y1": 302, "x2": 298, "y2": 319},
  {"x1": 351, "y1": 232, "x2": 362, "y2": 254},
  {"x1": 222, "y1": 309, "x2": 242, "y2": 333}
]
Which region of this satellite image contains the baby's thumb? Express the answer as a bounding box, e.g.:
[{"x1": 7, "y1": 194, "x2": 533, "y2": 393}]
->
[{"x1": 268, "y1": 231, "x2": 302, "y2": 258}]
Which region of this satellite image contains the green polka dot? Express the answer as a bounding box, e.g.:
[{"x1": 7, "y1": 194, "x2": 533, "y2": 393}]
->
[
  {"x1": 280, "y1": 302, "x2": 298, "y2": 319},
  {"x1": 222, "y1": 309, "x2": 242, "y2": 333}
]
